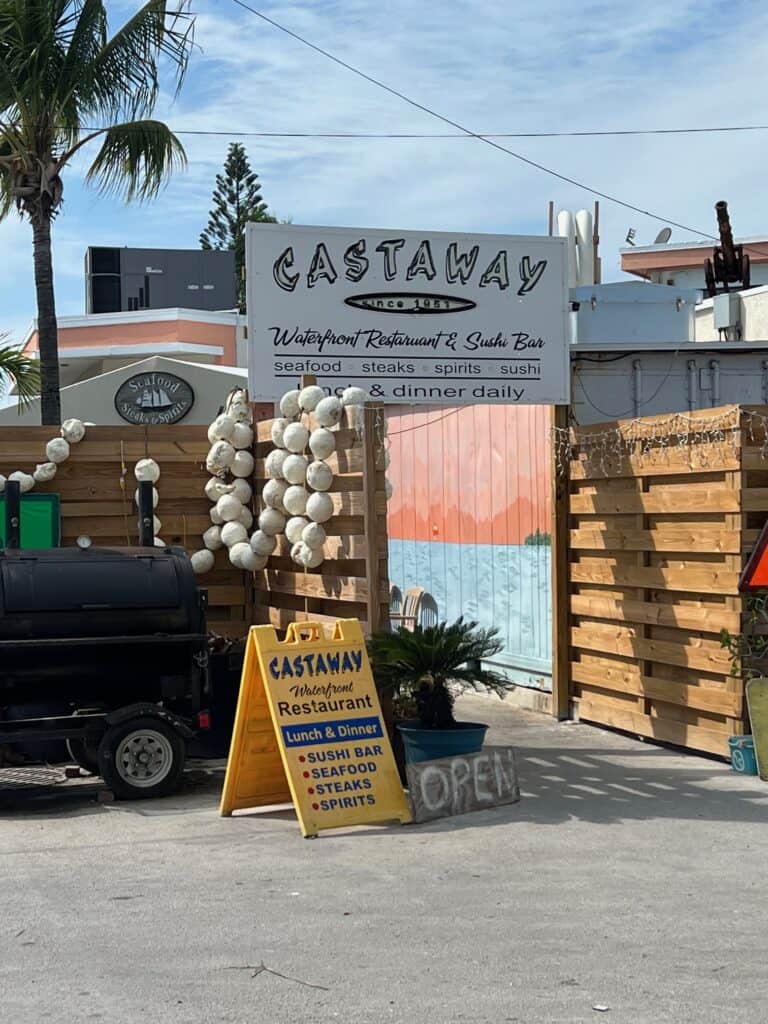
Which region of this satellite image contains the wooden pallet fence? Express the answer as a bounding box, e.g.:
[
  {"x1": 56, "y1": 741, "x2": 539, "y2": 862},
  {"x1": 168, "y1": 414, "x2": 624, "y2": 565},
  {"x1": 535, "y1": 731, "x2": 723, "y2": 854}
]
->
[
  {"x1": 562, "y1": 404, "x2": 768, "y2": 758},
  {"x1": 252, "y1": 404, "x2": 390, "y2": 634},
  {"x1": 0, "y1": 424, "x2": 251, "y2": 637}
]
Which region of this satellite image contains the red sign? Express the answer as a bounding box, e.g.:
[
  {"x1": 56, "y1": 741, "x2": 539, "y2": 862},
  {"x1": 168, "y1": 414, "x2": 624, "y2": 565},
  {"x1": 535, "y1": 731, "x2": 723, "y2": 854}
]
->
[{"x1": 739, "y1": 521, "x2": 768, "y2": 592}]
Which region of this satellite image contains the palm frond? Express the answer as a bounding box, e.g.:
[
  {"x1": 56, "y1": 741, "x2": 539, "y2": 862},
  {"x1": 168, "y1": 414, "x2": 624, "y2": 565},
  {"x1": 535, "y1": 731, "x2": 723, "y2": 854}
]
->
[
  {"x1": 368, "y1": 617, "x2": 507, "y2": 694},
  {"x1": 0, "y1": 341, "x2": 41, "y2": 410},
  {"x1": 80, "y1": 0, "x2": 194, "y2": 123},
  {"x1": 85, "y1": 119, "x2": 186, "y2": 201}
]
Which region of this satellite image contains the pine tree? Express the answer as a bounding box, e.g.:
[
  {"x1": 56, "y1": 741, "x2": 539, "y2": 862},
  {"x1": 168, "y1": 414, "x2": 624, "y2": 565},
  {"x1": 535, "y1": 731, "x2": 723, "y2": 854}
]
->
[{"x1": 200, "y1": 143, "x2": 276, "y2": 310}]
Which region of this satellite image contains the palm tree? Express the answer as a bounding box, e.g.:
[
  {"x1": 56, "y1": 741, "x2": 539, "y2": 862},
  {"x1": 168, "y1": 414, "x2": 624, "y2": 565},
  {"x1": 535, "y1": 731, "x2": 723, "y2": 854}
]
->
[
  {"x1": 0, "y1": 333, "x2": 40, "y2": 409},
  {"x1": 0, "y1": 1, "x2": 195, "y2": 424}
]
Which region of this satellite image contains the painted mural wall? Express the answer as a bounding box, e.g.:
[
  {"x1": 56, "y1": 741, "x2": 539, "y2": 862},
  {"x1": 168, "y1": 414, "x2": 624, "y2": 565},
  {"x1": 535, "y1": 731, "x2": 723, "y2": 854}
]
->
[{"x1": 385, "y1": 404, "x2": 552, "y2": 690}]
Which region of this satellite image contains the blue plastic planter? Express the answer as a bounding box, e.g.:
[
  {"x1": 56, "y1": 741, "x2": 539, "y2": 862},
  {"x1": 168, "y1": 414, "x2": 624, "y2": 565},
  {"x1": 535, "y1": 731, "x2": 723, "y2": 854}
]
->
[{"x1": 397, "y1": 721, "x2": 489, "y2": 764}]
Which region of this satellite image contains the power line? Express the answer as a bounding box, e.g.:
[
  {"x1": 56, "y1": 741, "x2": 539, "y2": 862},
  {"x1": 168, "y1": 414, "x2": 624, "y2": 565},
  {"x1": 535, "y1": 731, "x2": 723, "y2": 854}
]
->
[
  {"x1": 227, "y1": 0, "x2": 720, "y2": 242},
  {"x1": 71, "y1": 125, "x2": 768, "y2": 140}
]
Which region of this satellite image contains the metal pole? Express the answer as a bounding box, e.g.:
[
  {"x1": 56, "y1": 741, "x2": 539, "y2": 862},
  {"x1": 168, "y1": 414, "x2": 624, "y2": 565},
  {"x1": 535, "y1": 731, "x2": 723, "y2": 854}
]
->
[
  {"x1": 137, "y1": 480, "x2": 154, "y2": 547},
  {"x1": 5, "y1": 480, "x2": 21, "y2": 549}
]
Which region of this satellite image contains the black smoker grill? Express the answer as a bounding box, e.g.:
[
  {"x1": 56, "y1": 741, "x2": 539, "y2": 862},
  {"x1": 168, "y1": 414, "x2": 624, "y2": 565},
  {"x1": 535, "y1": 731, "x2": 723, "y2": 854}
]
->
[{"x1": 0, "y1": 545, "x2": 210, "y2": 799}]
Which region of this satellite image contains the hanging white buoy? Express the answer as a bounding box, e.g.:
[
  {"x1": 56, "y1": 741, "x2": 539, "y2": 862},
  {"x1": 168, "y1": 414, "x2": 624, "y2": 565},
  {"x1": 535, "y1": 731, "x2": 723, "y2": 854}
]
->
[
  {"x1": 60, "y1": 418, "x2": 86, "y2": 443},
  {"x1": 46, "y1": 438, "x2": 70, "y2": 464},
  {"x1": 265, "y1": 449, "x2": 287, "y2": 480},
  {"x1": 295, "y1": 542, "x2": 324, "y2": 569},
  {"x1": 258, "y1": 507, "x2": 286, "y2": 536},
  {"x1": 231, "y1": 422, "x2": 254, "y2": 450},
  {"x1": 210, "y1": 506, "x2": 225, "y2": 525},
  {"x1": 221, "y1": 521, "x2": 248, "y2": 548},
  {"x1": 299, "y1": 384, "x2": 326, "y2": 412},
  {"x1": 134, "y1": 458, "x2": 160, "y2": 483},
  {"x1": 314, "y1": 395, "x2": 343, "y2": 428},
  {"x1": 302, "y1": 521, "x2": 326, "y2": 550},
  {"x1": 33, "y1": 462, "x2": 57, "y2": 483},
  {"x1": 231, "y1": 450, "x2": 254, "y2": 478},
  {"x1": 301, "y1": 520, "x2": 325, "y2": 552},
  {"x1": 231, "y1": 478, "x2": 252, "y2": 504},
  {"x1": 137, "y1": 485, "x2": 161, "y2": 508},
  {"x1": 306, "y1": 460, "x2": 333, "y2": 492},
  {"x1": 271, "y1": 418, "x2": 291, "y2": 448},
  {"x1": 279, "y1": 389, "x2": 302, "y2": 418},
  {"x1": 238, "y1": 506, "x2": 253, "y2": 530},
  {"x1": 8, "y1": 471, "x2": 34, "y2": 493},
  {"x1": 283, "y1": 485, "x2": 308, "y2": 516},
  {"x1": 0, "y1": 474, "x2": 6, "y2": 494},
  {"x1": 203, "y1": 525, "x2": 224, "y2": 550},
  {"x1": 282, "y1": 453, "x2": 308, "y2": 485},
  {"x1": 306, "y1": 491, "x2": 334, "y2": 523},
  {"x1": 285, "y1": 516, "x2": 309, "y2": 544},
  {"x1": 341, "y1": 386, "x2": 369, "y2": 407},
  {"x1": 283, "y1": 422, "x2": 309, "y2": 454},
  {"x1": 204, "y1": 477, "x2": 231, "y2": 502},
  {"x1": 308, "y1": 428, "x2": 335, "y2": 460},
  {"x1": 250, "y1": 530, "x2": 277, "y2": 556},
  {"x1": 216, "y1": 494, "x2": 244, "y2": 522},
  {"x1": 191, "y1": 549, "x2": 215, "y2": 574},
  {"x1": 206, "y1": 441, "x2": 235, "y2": 476},
  {"x1": 262, "y1": 479, "x2": 288, "y2": 509},
  {"x1": 207, "y1": 414, "x2": 236, "y2": 444}
]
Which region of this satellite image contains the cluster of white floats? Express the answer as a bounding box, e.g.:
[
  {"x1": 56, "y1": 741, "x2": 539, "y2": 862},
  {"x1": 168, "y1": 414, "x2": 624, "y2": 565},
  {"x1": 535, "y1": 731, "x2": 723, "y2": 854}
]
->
[
  {"x1": 0, "y1": 418, "x2": 87, "y2": 495},
  {"x1": 189, "y1": 385, "x2": 369, "y2": 575},
  {"x1": 186, "y1": 385, "x2": 370, "y2": 577},
  {"x1": 0, "y1": 389, "x2": 391, "y2": 578}
]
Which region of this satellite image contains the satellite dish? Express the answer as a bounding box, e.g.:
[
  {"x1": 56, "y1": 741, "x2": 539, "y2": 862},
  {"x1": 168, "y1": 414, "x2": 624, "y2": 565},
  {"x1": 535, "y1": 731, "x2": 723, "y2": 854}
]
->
[{"x1": 654, "y1": 227, "x2": 672, "y2": 244}]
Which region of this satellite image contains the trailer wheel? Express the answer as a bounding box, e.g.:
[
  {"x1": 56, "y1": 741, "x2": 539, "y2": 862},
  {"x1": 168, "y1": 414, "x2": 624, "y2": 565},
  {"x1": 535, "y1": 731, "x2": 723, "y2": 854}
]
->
[{"x1": 98, "y1": 717, "x2": 186, "y2": 800}]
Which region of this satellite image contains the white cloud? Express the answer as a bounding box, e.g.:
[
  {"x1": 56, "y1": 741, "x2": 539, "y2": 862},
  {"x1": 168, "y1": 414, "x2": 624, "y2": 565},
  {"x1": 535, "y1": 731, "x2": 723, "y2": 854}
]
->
[{"x1": 3, "y1": 0, "x2": 768, "y2": 329}]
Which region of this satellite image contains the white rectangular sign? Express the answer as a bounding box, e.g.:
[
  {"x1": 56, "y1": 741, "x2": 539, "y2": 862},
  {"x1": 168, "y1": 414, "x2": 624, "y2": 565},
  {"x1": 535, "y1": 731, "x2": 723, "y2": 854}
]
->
[{"x1": 246, "y1": 224, "x2": 569, "y2": 405}]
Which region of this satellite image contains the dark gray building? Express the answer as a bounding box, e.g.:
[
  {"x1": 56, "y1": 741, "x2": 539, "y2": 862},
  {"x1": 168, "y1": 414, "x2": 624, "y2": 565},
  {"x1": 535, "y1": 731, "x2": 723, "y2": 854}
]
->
[{"x1": 85, "y1": 247, "x2": 236, "y2": 314}]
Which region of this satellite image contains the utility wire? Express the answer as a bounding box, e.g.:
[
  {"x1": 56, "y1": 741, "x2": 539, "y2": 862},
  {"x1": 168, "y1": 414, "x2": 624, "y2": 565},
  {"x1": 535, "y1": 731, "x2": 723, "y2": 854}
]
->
[
  {"x1": 63, "y1": 125, "x2": 768, "y2": 140},
  {"x1": 227, "y1": 0, "x2": 721, "y2": 241}
]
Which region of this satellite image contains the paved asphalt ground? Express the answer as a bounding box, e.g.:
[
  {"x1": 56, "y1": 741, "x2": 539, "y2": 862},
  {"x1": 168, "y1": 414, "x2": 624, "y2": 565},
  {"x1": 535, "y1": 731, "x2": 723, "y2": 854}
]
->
[{"x1": 2, "y1": 695, "x2": 768, "y2": 1024}]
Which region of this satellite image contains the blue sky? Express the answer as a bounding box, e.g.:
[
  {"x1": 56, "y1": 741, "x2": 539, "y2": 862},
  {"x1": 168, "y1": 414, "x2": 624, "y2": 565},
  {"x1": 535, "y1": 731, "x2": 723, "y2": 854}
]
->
[{"x1": 3, "y1": 0, "x2": 768, "y2": 344}]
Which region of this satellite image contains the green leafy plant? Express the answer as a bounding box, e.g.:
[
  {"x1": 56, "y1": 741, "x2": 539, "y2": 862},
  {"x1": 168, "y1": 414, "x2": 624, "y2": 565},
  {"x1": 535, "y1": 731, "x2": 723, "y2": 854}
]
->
[
  {"x1": 0, "y1": 335, "x2": 40, "y2": 410},
  {"x1": 721, "y1": 593, "x2": 768, "y2": 681},
  {"x1": 368, "y1": 618, "x2": 507, "y2": 729},
  {"x1": 0, "y1": 1, "x2": 195, "y2": 424}
]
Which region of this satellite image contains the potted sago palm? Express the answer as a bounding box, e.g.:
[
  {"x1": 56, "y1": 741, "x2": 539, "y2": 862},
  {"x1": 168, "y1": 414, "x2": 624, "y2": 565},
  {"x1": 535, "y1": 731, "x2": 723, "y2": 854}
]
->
[{"x1": 368, "y1": 617, "x2": 507, "y2": 765}]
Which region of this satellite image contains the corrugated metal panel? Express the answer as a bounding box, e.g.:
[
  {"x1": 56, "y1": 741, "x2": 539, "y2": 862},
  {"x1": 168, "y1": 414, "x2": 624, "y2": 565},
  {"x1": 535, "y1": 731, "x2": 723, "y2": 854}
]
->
[{"x1": 385, "y1": 405, "x2": 552, "y2": 687}]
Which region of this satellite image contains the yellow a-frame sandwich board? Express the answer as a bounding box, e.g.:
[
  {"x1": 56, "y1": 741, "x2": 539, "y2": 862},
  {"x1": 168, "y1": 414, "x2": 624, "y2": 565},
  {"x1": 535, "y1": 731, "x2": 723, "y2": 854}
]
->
[{"x1": 220, "y1": 619, "x2": 412, "y2": 837}]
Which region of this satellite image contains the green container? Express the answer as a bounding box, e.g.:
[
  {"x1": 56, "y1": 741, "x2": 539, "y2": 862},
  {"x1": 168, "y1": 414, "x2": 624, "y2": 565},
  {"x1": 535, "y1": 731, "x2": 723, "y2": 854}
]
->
[{"x1": 0, "y1": 493, "x2": 60, "y2": 548}]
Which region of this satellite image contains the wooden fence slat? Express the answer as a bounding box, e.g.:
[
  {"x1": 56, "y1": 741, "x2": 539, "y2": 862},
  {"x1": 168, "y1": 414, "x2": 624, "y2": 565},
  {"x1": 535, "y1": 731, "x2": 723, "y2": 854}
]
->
[
  {"x1": 570, "y1": 563, "x2": 739, "y2": 595},
  {"x1": 569, "y1": 527, "x2": 741, "y2": 554},
  {"x1": 570, "y1": 446, "x2": 739, "y2": 480},
  {"x1": 569, "y1": 594, "x2": 741, "y2": 634},
  {"x1": 570, "y1": 490, "x2": 740, "y2": 514},
  {"x1": 571, "y1": 625, "x2": 733, "y2": 675},
  {"x1": 576, "y1": 698, "x2": 732, "y2": 756},
  {"x1": 571, "y1": 663, "x2": 741, "y2": 715},
  {"x1": 263, "y1": 569, "x2": 370, "y2": 602}
]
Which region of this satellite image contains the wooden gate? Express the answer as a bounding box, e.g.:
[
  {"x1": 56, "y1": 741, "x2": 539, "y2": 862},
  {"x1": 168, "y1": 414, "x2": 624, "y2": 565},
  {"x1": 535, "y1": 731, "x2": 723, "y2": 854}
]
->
[{"x1": 556, "y1": 405, "x2": 768, "y2": 757}]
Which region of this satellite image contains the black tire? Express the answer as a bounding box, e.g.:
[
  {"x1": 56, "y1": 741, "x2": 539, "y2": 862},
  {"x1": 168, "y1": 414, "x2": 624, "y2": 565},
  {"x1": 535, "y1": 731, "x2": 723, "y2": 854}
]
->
[{"x1": 98, "y1": 717, "x2": 186, "y2": 800}]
